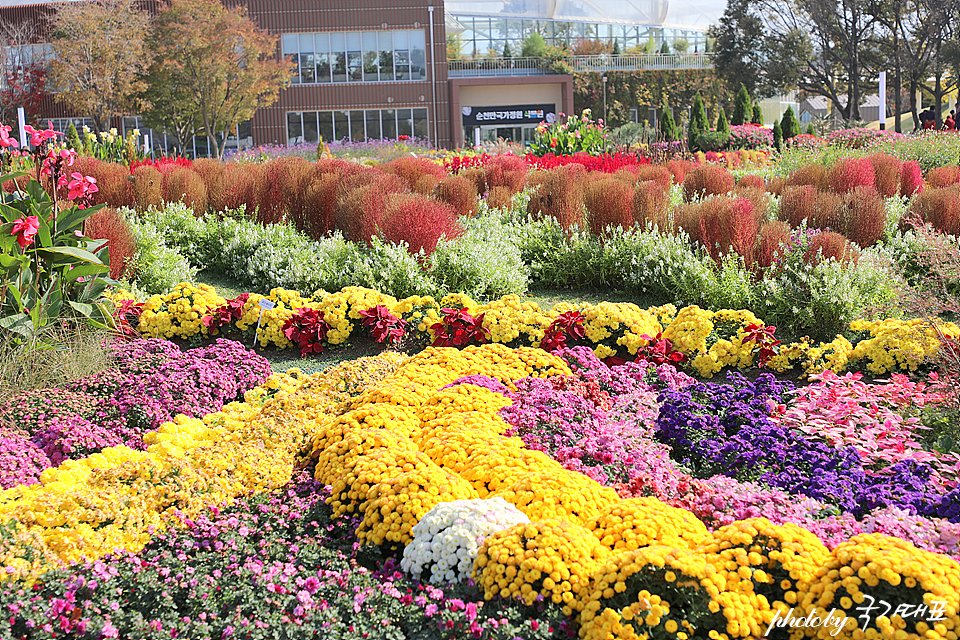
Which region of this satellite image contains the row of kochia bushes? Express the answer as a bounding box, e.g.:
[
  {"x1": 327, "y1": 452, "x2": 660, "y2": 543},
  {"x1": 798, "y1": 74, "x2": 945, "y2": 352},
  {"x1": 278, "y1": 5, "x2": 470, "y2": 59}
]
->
[{"x1": 61, "y1": 152, "x2": 960, "y2": 269}]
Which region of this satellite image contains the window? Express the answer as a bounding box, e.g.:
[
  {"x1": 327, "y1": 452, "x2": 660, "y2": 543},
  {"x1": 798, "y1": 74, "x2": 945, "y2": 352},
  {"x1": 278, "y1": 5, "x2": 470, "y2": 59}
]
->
[
  {"x1": 282, "y1": 29, "x2": 427, "y2": 84},
  {"x1": 287, "y1": 108, "x2": 428, "y2": 143}
]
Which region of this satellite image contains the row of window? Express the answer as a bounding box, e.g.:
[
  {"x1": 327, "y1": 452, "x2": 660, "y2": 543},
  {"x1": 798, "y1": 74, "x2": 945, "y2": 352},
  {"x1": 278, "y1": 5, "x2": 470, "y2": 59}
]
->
[
  {"x1": 452, "y1": 17, "x2": 707, "y2": 56},
  {"x1": 287, "y1": 108, "x2": 428, "y2": 145},
  {"x1": 281, "y1": 30, "x2": 427, "y2": 85}
]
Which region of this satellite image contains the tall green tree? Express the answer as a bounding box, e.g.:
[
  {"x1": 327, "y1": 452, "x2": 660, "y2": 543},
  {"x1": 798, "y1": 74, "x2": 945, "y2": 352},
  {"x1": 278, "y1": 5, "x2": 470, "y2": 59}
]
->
[
  {"x1": 751, "y1": 101, "x2": 764, "y2": 125},
  {"x1": 148, "y1": 0, "x2": 294, "y2": 159},
  {"x1": 659, "y1": 100, "x2": 678, "y2": 142},
  {"x1": 688, "y1": 92, "x2": 709, "y2": 150},
  {"x1": 731, "y1": 84, "x2": 752, "y2": 125},
  {"x1": 521, "y1": 32, "x2": 547, "y2": 57},
  {"x1": 773, "y1": 119, "x2": 783, "y2": 151},
  {"x1": 780, "y1": 106, "x2": 801, "y2": 139},
  {"x1": 717, "y1": 107, "x2": 730, "y2": 133},
  {"x1": 47, "y1": 0, "x2": 152, "y2": 134}
]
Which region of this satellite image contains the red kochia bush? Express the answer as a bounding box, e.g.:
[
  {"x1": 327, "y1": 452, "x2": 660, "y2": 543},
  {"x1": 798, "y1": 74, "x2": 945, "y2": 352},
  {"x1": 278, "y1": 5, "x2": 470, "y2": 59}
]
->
[
  {"x1": 380, "y1": 193, "x2": 462, "y2": 255},
  {"x1": 84, "y1": 207, "x2": 136, "y2": 280},
  {"x1": 335, "y1": 172, "x2": 407, "y2": 244},
  {"x1": 780, "y1": 185, "x2": 842, "y2": 231},
  {"x1": 910, "y1": 185, "x2": 960, "y2": 236},
  {"x1": 71, "y1": 157, "x2": 133, "y2": 208},
  {"x1": 665, "y1": 159, "x2": 695, "y2": 185},
  {"x1": 434, "y1": 174, "x2": 478, "y2": 218},
  {"x1": 682, "y1": 164, "x2": 735, "y2": 201},
  {"x1": 786, "y1": 164, "x2": 829, "y2": 191},
  {"x1": 804, "y1": 231, "x2": 860, "y2": 266},
  {"x1": 867, "y1": 153, "x2": 903, "y2": 197},
  {"x1": 900, "y1": 161, "x2": 924, "y2": 196},
  {"x1": 926, "y1": 166, "x2": 960, "y2": 188},
  {"x1": 827, "y1": 157, "x2": 875, "y2": 194},
  {"x1": 484, "y1": 154, "x2": 528, "y2": 193},
  {"x1": 697, "y1": 197, "x2": 757, "y2": 266},
  {"x1": 585, "y1": 177, "x2": 634, "y2": 235},
  {"x1": 738, "y1": 174, "x2": 766, "y2": 190},
  {"x1": 839, "y1": 186, "x2": 887, "y2": 247}
]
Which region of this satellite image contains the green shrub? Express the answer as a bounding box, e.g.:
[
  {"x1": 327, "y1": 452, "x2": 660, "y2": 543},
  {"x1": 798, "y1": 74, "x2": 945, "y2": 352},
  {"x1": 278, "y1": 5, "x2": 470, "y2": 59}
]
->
[
  {"x1": 694, "y1": 130, "x2": 730, "y2": 152},
  {"x1": 315, "y1": 236, "x2": 436, "y2": 299},
  {"x1": 716, "y1": 108, "x2": 730, "y2": 134},
  {"x1": 610, "y1": 227, "x2": 719, "y2": 304},
  {"x1": 688, "y1": 92, "x2": 709, "y2": 151},
  {"x1": 659, "y1": 100, "x2": 679, "y2": 142},
  {"x1": 137, "y1": 202, "x2": 220, "y2": 267},
  {"x1": 780, "y1": 107, "x2": 801, "y2": 140},
  {"x1": 429, "y1": 214, "x2": 529, "y2": 300},
  {"x1": 126, "y1": 218, "x2": 197, "y2": 295},
  {"x1": 731, "y1": 85, "x2": 752, "y2": 126}
]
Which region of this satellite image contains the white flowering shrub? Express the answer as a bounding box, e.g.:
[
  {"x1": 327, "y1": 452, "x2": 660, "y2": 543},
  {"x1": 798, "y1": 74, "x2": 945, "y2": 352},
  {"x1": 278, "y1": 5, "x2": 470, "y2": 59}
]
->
[{"x1": 401, "y1": 498, "x2": 529, "y2": 585}]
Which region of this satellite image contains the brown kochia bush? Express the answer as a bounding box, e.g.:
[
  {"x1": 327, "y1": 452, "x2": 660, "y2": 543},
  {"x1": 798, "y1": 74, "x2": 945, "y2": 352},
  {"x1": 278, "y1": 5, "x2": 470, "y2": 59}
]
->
[
  {"x1": 84, "y1": 207, "x2": 136, "y2": 280},
  {"x1": 910, "y1": 185, "x2": 960, "y2": 236},
  {"x1": 297, "y1": 159, "x2": 370, "y2": 239},
  {"x1": 803, "y1": 231, "x2": 860, "y2": 266},
  {"x1": 755, "y1": 220, "x2": 793, "y2": 274},
  {"x1": 738, "y1": 174, "x2": 766, "y2": 191},
  {"x1": 733, "y1": 185, "x2": 772, "y2": 226},
  {"x1": 786, "y1": 164, "x2": 829, "y2": 191},
  {"x1": 837, "y1": 186, "x2": 887, "y2": 248},
  {"x1": 527, "y1": 165, "x2": 587, "y2": 230},
  {"x1": 221, "y1": 162, "x2": 265, "y2": 219},
  {"x1": 926, "y1": 166, "x2": 960, "y2": 188},
  {"x1": 130, "y1": 165, "x2": 163, "y2": 212},
  {"x1": 634, "y1": 165, "x2": 674, "y2": 190},
  {"x1": 867, "y1": 153, "x2": 903, "y2": 198},
  {"x1": 71, "y1": 157, "x2": 133, "y2": 208},
  {"x1": 335, "y1": 171, "x2": 407, "y2": 244},
  {"x1": 682, "y1": 164, "x2": 735, "y2": 201},
  {"x1": 780, "y1": 185, "x2": 840, "y2": 230},
  {"x1": 191, "y1": 158, "x2": 226, "y2": 213},
  {"x1": 380, "y1": 192, "x2": 462, "y2": 255},
  {"x1": 381, "y1": 156, "x2": 447, "y2": 191},
  {"x1": 162, "y1": 166, "x2": 208, "y2": 216},
  {"x1": 486, "y1": 186, "x2": 515, "y2": 211},
  {"x1": 461, "y1": 167, "x2": 487, "y2": 195},
  {"x1": 632, "y1": 180, "x2": 671, "y2": 230},
  {"x1": 434, "y1": 174, "x2": 478, "y2": 218},
  {"x1": 665, "y1": 159, "x2": 695, "y2": 185},
  {"x1": 258, "y1": 157, "x2": 312, "y2": 225},
  {"x1": 585, "y1": 177, "x2": 634, "y2": 235}
]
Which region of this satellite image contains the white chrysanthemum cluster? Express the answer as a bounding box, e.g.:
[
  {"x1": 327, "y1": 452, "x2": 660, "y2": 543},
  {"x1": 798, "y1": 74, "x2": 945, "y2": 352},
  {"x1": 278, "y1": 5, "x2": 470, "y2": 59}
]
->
[{"x1": 401, "y1": 497, "x2": 530, "y2": 584}]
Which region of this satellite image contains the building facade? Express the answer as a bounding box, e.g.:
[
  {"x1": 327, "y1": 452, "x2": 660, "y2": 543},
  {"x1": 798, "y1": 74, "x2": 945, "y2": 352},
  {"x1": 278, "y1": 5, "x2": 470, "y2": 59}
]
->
[{"x1": 0, "y1": 0, "x2": 709, "y2": 153}]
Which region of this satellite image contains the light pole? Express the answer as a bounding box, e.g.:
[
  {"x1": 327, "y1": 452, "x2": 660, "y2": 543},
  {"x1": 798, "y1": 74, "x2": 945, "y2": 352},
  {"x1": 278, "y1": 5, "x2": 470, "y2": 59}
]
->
[{"x1": 602, "y1": 74, "x2": 608, "y2": 124}]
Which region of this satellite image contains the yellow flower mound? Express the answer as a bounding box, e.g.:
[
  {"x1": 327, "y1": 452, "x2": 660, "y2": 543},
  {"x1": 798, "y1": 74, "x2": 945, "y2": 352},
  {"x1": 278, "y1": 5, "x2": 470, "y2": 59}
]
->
[
  {"x1": 474, "y1": 517, "x2": 611, "y2": 615},
  {"x1": 768, "y1": 335, "x2": 854, "y2": 377},
  {"x1": 800, "y1": 533, "x2": 960, "y2": 640},
  {"x1": 587, "y1": 498, "x2": 710, "y2": 552},
  {"x1": 579, "y1": 302, "x2": 663, "y2": 359},
  {"x1": 699, "y1": 517, "x2": 830, "y2": 636},
  {"x1": 662, "y1": 305, "x2": 715, "y2": 356},
  {"x1": 236, "y1": 288, "x2": 322, "y2": 349},
  {"x1": 138, "y1": 282, "x2": 226, "y2": 340},
  {"x1": 495, "y1": 470, "x2": 620, "y2": 525},
  {"x1": 357, "y1": 464, "x2": 479, "y2": 547},
  {"x1": 477, "y1": 295, "x2": 552, "y2": 347},
  {"x1": 316, "y1": 286, "x2": 398, "y2": 345},
  {"x1": 0, "y1": 353, "x2": 406, "y2": 582},
  {"x1": 580, "y1": 545, "x2": 734, "y2": 639},
  {"x1": 416, "y1": 384, "x2": 515, "y2": 424},
  {"x1": 326, "y1": 448, "x2": 434, "y2": 518},
  {"x1": 849, "y1": 318, "x2": 960, "y2": 375}
]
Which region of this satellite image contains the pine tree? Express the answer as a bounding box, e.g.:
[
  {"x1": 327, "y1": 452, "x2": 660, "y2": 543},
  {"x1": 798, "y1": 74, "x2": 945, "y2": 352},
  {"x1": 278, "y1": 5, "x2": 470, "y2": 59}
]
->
[
  {"x1": 805, "y1": 122, "x2": 815, "y2": 135},
  {"x1": 717, "y1": 108, "x2": 730, "y2": 134},
  {"x1": 612, "y1": 39, "x2": 620, "y2": 55},
  {"x1": 503, "y1": 42, "x2": 512, "y2": 58},
  {"x1": 780, "y1": 106, "x2": 800, "y2": 140},
  {"x1": 659, "y1": 100, "x2": 678, "y2": 142},
  {"x1": 66, "y1": 122, "x2": 83, "y2": 152},
  {"x1": 660, "y1": 41, "x2": 670, "y2": 54},
  {"x1": 731, "y1": 84, "x2": 752, "y2": 125},
  {"x1": 751, "y1": 101, "x2": 763, "y2": 125},
  {"x1": 688, "y1": 92, "x2": 708, "y2": 150},
  {"x1": 773, "y1": 120, "x2": 783, "y2": 151}
]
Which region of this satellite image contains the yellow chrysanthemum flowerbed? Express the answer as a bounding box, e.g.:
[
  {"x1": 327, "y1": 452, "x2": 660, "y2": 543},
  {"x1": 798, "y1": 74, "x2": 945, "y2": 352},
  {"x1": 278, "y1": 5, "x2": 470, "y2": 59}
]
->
[
  {"x1": 126, "y1": 284, "x2": 960, "y2": 378},
  {"x1": 303, "y1": 343, "x2": 960, "y2": 640},
  {"x1": 0, "y1": 352, "x2": 407, "y2": 582}
]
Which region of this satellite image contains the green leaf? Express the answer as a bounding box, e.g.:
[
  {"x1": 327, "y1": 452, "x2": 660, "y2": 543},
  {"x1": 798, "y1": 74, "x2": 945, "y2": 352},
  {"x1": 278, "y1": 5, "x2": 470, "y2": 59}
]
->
[
  {"x1": 63, "y1": 263, "x2": 108, "y2": 284},
  {"x1": 0, "y1": 313, "x2": 34, "y2": 339},
  {"x1": 68, "y1": 300, "x2": 95, "y2": 317},
  {"x1": 36, "y1": 246, "x2": 105, "y2": 265},
  {"x1": 0, "y1": 171, "x2": 29, "y2": 183},
  {"x1": 0, "y1": 253, "x2": 26, "y2": 269},
  {"x1": 4, "y1": 283, "x2": 22, "y2": 308}
]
